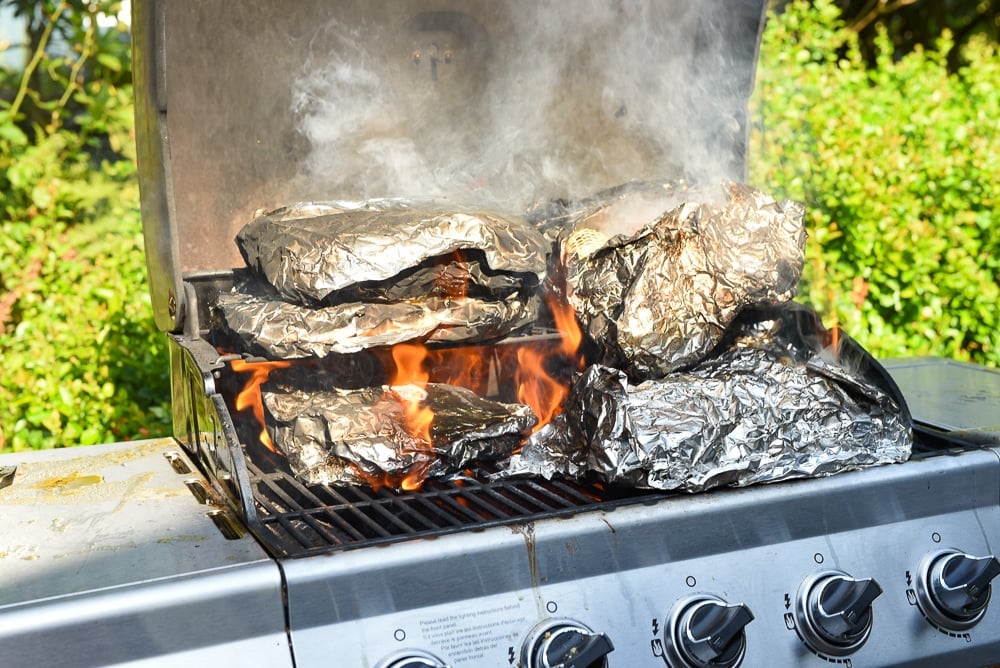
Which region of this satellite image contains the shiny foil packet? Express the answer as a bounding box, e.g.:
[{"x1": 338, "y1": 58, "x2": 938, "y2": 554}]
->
[
  {"x1": 263, "y1": 383, "x2": 536, "y2": 488},
  {"x1": 559, "y1": 181, "x2": 806, "y2": 379},
  {"x1": 216, "y1": 288, "x2": 540, "y2": 359},
  {"x1": 236, "y1": 201, "x2": 550, "y2": 305},
  {"x1": 501, "y1": 305, "x2": 913, "y2": 492}
]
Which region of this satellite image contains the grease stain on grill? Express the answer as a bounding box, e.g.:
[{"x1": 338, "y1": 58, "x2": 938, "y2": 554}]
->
[
  {"x1": 511, "y1": 522, "x2": 543, "y2": 608},
  {"x1": 156, "y1": 534, "x2": 210, "y2": 544},
  {"x1": 38, "y1": 472, "x2": 104, "y2": 490}
]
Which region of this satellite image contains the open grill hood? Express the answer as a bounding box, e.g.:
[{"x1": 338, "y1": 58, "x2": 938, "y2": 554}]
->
[{"x1": 132, "y1": 0, "x2": 769, "y2": 334}]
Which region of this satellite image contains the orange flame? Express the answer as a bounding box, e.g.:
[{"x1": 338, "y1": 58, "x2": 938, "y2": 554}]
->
[
  {"x1": 231, "y1": 358, "x2": 292, "y2": 453},
  {"x1": 391, "y1": 343, "x2": 435, "y2": 445},
  {"x1": 386, "y1": 343, "x2": 436, "y2": 490},
  {"x1": 516, "y1": 347, "x2": 569, "y2": 432},
  {"x1": 427, "y1": 346, "x2": 493, "y2": 395},
  {"x1": 549, "y1": 292, "x2": 584, "y2": 367},
  {"x1": 515, "y1": 294, "x2": 585, "y2": 433},
  {"x1": 352, "y1": 460, "x2": 432, "y2": 493}
]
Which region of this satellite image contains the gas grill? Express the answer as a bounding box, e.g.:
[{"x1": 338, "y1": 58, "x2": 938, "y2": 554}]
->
[{"x1": 2, "y1": 1, "x2": 999, "y2": 667}]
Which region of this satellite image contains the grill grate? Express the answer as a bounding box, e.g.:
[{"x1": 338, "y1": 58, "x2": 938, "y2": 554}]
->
[
  {"x1": 235, "y1": 423, "x2": 961, "y2": 559},
  {"x1": 243, "y1": 455, "x2": 662, "y2": 559}
]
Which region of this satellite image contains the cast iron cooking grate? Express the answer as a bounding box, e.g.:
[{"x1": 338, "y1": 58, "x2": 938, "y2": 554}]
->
[
  {"x1": 243, "y1": 456, "x2": 663, "y2": 559},
  {"x1": 238, "y1": 424, "x2": 961, "y2": 559}
]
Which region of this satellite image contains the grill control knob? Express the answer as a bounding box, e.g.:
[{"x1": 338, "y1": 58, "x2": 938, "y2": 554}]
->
[
  {"x1": 794, "y1": 570, "x2": 882, "y2": 657},
  {"x1": 521, "y1": 618, "x2": 614, "y2": 668},
  {"x1": 915, "y1": 548, "x2": 1000, "y2": 630},
  {"x1": 376, "y1": 649, "x2": 449, "y2": 668},
  {"x1": 664, "y1": 594, "x2": 754, "y2": 668}
]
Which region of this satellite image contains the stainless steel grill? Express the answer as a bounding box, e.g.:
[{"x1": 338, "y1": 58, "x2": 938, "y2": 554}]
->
[{"x1": 2, "y1": 2, "x2": 995, "y2": 668}]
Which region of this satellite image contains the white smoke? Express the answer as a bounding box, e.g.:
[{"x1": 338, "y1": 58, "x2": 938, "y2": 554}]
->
[{"x1": 289, "y1": 1, "x2": 755, "y2": 213}]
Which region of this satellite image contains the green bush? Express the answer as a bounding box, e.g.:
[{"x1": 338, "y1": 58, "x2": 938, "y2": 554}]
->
[
  {"x1": 750, "y1": 0, "x2": 999, "y2": 365},
  {"x1": 0, "y1": 1, "x2": 170, "y2": 451}
]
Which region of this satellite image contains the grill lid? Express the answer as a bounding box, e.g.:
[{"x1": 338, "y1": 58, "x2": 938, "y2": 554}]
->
[{"x1": 133, "y1": 0, "x2": 768, "y2": 332}]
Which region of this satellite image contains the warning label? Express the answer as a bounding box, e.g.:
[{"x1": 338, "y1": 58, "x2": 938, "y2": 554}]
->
[{"x1": 419, "y1": 602, "x2": 527, "y2": 664}]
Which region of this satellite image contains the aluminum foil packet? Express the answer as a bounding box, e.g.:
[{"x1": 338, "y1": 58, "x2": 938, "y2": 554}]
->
[
  {"x1": 557, "y1": 181, "x2": 806, "y2": 379},
  {"x1": 501, "y1": 306, "x2": 913, "y2": 492},
  {"x1": 525, "y1": 179, "x2": 709, "y2": 245},
  {"x1": 216, "y1": 288, "x2": 540, "y2": 359},
  {"x1": 263, "y1": 383, "x2": 535, "y2": 488},
  {"x1": 236, "y1": 201, "x2": 550, "y2": 305}
]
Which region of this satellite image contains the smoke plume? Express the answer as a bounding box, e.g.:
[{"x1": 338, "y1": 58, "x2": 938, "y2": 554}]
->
[{"x1": 290, "y1": 0, "x2": 762, "y2": 213}]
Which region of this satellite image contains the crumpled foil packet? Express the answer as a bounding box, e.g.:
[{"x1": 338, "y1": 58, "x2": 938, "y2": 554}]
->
[
  {"x1": 263, "y1": 383, "x2": 536, "y2": 487},
  {"x1": 236, "y1": 201, "x2": 550, "y2": 305},
  {"x1": 558, "y1": 181, "x2": 806, "y2": 378},
  {"x1": 216, "y1": 288, "x2": 540, "y2": 359},
  {"x1": 525, "y1": 179, "x2": 709, "y2": 245},
  {"x1": 501, "y1": 306, "x2": 912, "y2": 492}
]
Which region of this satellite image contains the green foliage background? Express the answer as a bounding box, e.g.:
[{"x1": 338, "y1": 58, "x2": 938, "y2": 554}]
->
[
  {"x1": 0, "y1": 0, "x2": 996, "y2": 451},
  {"x1": 751, "y1": 0, "x2": 999, "y2": 365},
  {"x1": 1, "y1": 1, "x2": 169, "y2": 451}
]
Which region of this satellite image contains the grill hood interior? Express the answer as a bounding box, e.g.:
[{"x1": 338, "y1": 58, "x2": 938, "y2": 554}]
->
[{"x1": 132, "y1": 0, "x2": 768, "y2": 333}]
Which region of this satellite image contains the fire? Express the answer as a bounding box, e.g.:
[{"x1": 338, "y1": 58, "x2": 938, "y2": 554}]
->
[
  {"x1": 231, "y1": 358, "x2": 292, "y2": 453},
  {"x1": 352, "y1": 461, "x2": 432, "y2": 493},
  {"x1": 515, "y1": 294, "x2": 585, "y2": 433},
  {"x1": 549, "y1": 292, "x2": 584, "y2": 362},
  {"x1": 516, "y1": 347, "x2": 569, "y2": 431},
  {"x1": 427, "y1": 346, "x2": 493, "y2": 395},
  {"x1": 384, "y1": 343, "x2": 437, "y2": 490},
  {"x1": 390, "y1": 343, "x2": 435, "y2": 446}
]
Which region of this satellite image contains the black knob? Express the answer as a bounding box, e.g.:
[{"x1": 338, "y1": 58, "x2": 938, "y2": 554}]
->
[
  {"x1": 795, "y1": 571, "x2": 882, "y2": 657},
  {"x1": 377, "y1": 649, "x2": 449, "y2": 668},
  {"x1": 916, "y1": 549, "x2": 1000, "y2": 630},
  {"x1": 385, "y1": 661, "x2": 444, "y2": 668},
  {"x1": 665, "y1": 595, "x2": 754, "y2": 668},
  {"x1": 522, "y1": 620, "x2": 614, "y2": 668}
]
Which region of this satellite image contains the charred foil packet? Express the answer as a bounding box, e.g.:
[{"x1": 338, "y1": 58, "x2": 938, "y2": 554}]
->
[
  {"x1": 555, "y1": 181, "x2": 806, "y2": 379},
  {"x1": 263, "y1": 383, "x2": 536, "y2": 487},
  {"x1": 501, "y1": 304, "x2": 913, "y2": 492}
]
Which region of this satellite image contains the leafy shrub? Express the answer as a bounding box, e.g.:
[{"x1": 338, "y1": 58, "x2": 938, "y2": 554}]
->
[
  {"x1": 0, "y1": 1, "x2": 170, "y2": 451},
  {"x1": 751, "y1": 0, "x2": 999, "y2": 365}
]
